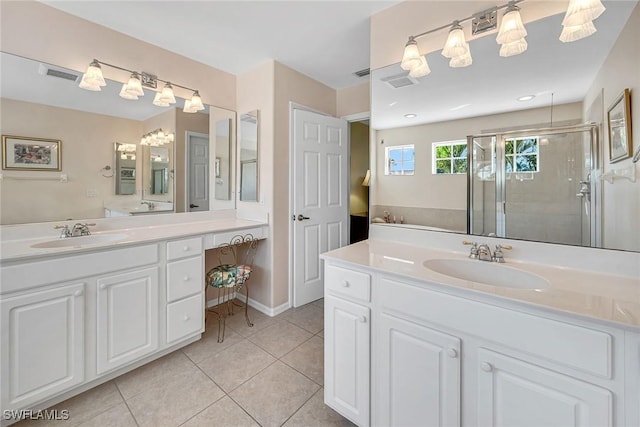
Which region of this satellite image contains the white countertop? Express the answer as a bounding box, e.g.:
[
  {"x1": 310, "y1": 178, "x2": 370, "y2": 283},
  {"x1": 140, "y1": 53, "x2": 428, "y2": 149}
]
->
[
  {"x1": 321, "y1": 239, "x2": 640, "y2": 329},
  {"x1": 1, "y1": 215, "x2": 267, "y2": 262}
]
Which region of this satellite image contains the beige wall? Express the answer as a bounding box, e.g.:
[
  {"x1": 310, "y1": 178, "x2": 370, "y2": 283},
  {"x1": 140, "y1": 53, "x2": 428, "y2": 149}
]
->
[
  {"x1": 0, "y1": 99, "x2": 142, "y2": 224},
  {"x1": 0, "y1": 1, "x2": 236, "y2": 110},
  {"x1": 373, "y1": 102, "x2": 582, "y2": 211},
  {"x1": 337, "y1": 82, "x2": 370, "y2": 117},
  {"x1": 350, "y1": 122, "x2": 370, "y2": 215},
  {"x1": 370, "y1": 1, "x2": 568, "y2": 70},
  {"x1": 584, "y1": 3, "x2": 640, "y2": 252},
  {"x1": 142, "y1": 109, "x2": 176, "y2": 204}
]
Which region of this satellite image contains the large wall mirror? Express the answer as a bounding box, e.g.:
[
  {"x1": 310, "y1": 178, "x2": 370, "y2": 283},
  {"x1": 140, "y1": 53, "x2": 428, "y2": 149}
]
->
[
  {"x1": 0, "y1": 51, "x2": 236, "y2": 224},
  {"x1": 370, "y1": 1, "x2": 639, "y2": 252},
  {"x1": 239, "y1": 110, "x2": 259, "y2": 202}
]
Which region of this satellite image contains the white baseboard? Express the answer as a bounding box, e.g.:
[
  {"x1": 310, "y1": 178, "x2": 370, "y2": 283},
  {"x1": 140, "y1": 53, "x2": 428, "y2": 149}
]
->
[{"x1": 206, "y1": 293, "x2": 290, "y2": 317}]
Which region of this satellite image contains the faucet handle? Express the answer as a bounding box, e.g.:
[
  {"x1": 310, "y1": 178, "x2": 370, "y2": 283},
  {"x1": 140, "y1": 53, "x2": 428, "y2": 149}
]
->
[
  {"x1": 492, "y1": 244, "x2": 511, "y2": 263},
  {"x1": 463, "y1": 241, "x2": 479, "y2": 259},
  {"x1": 54, "y1": 225, "x2": 68, "y2": 230},
  {"x1": 496, "y1": 244, "x2": 512, "y2": 250}
]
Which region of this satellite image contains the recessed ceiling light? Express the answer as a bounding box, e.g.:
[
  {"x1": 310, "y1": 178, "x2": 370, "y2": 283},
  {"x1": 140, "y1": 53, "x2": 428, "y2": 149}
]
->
[
  {"x1": 518, "y1": 95, "x2": 535, "y2": 101},
  {"x1": 450, "y1": 103, "x2": 471, "y2": 111},
  {"x1": 389, "y1": 101, "x2": 398, "y2": 107},
  {"x1": 404, "y1": 113, "x2": 417, "y2": 118}
]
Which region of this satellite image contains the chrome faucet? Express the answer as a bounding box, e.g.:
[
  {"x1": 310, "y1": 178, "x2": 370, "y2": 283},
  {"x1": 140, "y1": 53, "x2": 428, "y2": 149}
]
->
[
  {"x1": 141, "y1": 201, "x2": 155, "y2": 210},
  {"x1": 463, "y1": 241, "x2": 512, "y2": 262},
  {"x1": 71, "y1": 223, "x2": 93, "y2": 237},
  {"x1": 492, "y1": 244, "x2": 512, "y2": 263},
  {"x1": 477, "y1": 244, "x2": 493, "y2": 262},
  {"x1": 55, "y1": 224, "x2": 73, "y2": 239}
]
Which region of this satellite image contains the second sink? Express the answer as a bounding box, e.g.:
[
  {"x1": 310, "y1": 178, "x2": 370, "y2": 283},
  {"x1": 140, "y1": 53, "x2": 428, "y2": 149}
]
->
[{"x1": 423, "y1": 258, "x2": 550, "y2": 290}]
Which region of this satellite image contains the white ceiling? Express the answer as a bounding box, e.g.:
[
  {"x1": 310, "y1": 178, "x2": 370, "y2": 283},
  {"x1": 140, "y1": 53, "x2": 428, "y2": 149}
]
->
[
  {"x1": 40, "y1": 0, "x2": 399, "y2": 89},
  {"x1": 372, "y1": 1, "x2": 638, "y2": 129}
]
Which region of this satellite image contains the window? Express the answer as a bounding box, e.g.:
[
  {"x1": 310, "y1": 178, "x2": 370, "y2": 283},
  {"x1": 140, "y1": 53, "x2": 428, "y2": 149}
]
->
[
  {"x1": 505, "y1": 137, "x2": 539, "y2": 173},
  {"x1": 385, "y1": 145, "x2": 414, "y2": 175},
  {"x1": 432, "y1": 141, "x2": 467, "y2": 174}
]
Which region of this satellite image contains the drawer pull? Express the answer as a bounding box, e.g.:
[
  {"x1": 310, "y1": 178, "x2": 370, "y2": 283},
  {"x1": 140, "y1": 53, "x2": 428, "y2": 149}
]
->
[
  {"x1": 183, "y1": 246, "x2": 190, "y2": 251},
  {"x1": 342, "y1": 281, "x2": 350, "y2": 288},
  {"x1": 481, "y1": 362, "x2": 493, "y2": 372},
  {"x1": 447, "y1": 348, "x2": 458, "y2": 358},
  {"x1": 183, "y1": 315, "x2": 190, "y2": 321},
  {"x1": 359, "y1": 315, "x2": 367, "y2": 323},
  {"x1": 183, "y1": 275, "x2": 190, "y2": 281}
]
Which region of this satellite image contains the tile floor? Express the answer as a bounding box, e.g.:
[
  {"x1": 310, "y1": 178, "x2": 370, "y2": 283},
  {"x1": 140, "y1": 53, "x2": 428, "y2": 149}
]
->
[{"x1": 16, "y1": 299, "x2": 355, "y2": 427}]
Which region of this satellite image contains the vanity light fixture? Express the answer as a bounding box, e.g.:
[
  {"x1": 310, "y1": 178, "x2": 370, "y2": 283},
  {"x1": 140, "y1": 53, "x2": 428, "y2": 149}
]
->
[
  {"x1": 79, "y1": 59, "x2": 204, "y2": 113},
  {"x1": 140, "y1": 128, "x2": 175, "y2": 146},
  {"x1": 400, "y1": 0, "x2": 604, "y2": 77}
]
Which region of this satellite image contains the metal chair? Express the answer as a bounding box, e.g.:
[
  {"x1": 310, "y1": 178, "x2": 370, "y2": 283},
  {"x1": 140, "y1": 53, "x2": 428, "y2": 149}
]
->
[{"x1": 205, "y1": 233, "x2": 258, "y2": 342}]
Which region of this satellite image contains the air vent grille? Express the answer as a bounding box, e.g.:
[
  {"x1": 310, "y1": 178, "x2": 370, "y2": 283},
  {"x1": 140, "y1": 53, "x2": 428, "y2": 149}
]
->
[
  {"x1": 353, "y1": 68, "x2": 370, "y2": 78},
  {"x1": 38, "y1": 64, "x2": 80, "y2": 82},
  {"x1": 381, "y1": 72, "x2": 418, "y2": 89}
]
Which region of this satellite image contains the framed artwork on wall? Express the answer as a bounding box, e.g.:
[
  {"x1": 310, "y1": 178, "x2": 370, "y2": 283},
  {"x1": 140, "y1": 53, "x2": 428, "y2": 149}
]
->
[
  {"x1": 607, "y1": 88, "x2": 633, "y2": 163},
  {"x1": 2, "y1": 135, "x2": 62, "y2": 171}
]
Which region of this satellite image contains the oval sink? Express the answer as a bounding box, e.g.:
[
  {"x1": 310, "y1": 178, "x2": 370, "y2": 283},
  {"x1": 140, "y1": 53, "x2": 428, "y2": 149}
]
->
[
  {"x1": 423, "y1": 258, "x2": 550, "y2": 290},
  {"x1": 31, "y1": 233, "x2": 129, "y2": 249}
]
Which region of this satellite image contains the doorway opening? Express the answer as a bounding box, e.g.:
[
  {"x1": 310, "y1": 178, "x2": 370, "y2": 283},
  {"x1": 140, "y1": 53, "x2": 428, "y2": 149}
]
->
[{"x1": 349, "y1": 119, "x2": 370, "y2": 244}]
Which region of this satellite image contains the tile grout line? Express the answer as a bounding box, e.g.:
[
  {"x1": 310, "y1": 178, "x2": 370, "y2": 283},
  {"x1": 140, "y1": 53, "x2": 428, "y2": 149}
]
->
[
  {"x1": 277, "y1": 386, "x2": 322, "y2": 427},
  {"x1": 113, "y1": 381, "x2": 141, "y2": 427}
]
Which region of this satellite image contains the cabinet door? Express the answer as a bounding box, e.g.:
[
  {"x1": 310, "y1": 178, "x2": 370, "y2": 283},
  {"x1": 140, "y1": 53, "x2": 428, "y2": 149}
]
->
[
  {"x1": 325, "y1": 296, "x2": 370, "y2": 426},
  {"x1": 96, "y1": 268, "x2": 159, "y2": 375},
  {"x1": 376, "y1": 313, "x2": 461, "y2": 427},
  {"x1": 1, "y1": 283, "x2": 85, "y2": 410},
  {"x1": 477, "y1": 349, "x2": 612, "y2": 427}
]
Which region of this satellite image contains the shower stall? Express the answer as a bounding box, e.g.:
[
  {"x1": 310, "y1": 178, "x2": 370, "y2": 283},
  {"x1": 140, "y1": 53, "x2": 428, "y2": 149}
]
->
[{"x1": 467, "y1": 123, "x2": 600, "y2": 248}]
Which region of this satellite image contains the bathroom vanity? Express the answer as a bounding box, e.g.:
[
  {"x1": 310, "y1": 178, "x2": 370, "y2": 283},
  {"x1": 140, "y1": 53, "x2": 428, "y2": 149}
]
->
[
  {"x1": 322, "y1": 225, "x2": 640, "y2": 427},
  {"x1": 0, "y1": 212, "x2": 267, "y2": 421}
]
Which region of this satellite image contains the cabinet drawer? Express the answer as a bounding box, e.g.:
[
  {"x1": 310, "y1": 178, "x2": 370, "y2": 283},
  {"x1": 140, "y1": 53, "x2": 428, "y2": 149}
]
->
[
  {"x1": 325, "y1": 264, "x2": 371, "y2": 303},
  {"x1": 167, "y1": 237, "x2": 203, "y2": 261},
  {"x1": 167, "y1": 293, "x2": 204, "y2": 344},
  {"x1": 167, "y1": 256, "x2": 203, "y2": 303},
  {"x1": 380, "y1": 277, "x2": 613, "y2": 379}
]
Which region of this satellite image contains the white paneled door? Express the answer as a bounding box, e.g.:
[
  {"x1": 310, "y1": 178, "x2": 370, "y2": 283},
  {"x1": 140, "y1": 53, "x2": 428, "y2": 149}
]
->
[
  {"x1": 187, "y1": 132, "x2": 210, "y2": 212},
  {"x1": 292, "y1": 109, "x2": 348, "y2": 307}
]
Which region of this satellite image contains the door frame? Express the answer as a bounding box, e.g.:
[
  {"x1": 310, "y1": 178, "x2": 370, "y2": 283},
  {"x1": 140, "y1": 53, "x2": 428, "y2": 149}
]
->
[
  {"x1": 287, "y1": 103, "x2": 370, "y2": 307},
  {"x1": 185, "y1": 131, "x2": 210, "y2": 212}
]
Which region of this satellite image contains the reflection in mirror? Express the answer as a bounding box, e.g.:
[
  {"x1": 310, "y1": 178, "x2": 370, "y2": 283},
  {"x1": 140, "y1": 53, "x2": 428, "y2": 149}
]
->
[
  {"x1": 239, "y1": 110, "x2": 259, "y2": 202},
  {"x1": 370, "y1": 1, "x2": 639, "y2": 252},
  {"x1": 147, "y1": 146, "x2": 170, "y2": 195},
  {"x1": 215, "y1": 119, "x2": 232, "y2": 201},
  {"x1": 114, "y1": 143, "x2": 137, "y2": 195}
]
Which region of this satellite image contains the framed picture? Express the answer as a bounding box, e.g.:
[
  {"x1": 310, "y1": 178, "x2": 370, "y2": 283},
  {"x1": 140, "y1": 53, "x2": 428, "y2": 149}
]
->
[
  {"x1": 2, "y1": 135, "x2": 61, "y2": 171},
  {"x1": 607, "y1": 88, "x2": 633, "y2": 163}
]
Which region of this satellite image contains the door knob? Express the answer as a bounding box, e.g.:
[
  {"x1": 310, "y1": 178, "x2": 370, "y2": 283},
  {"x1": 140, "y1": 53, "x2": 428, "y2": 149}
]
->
[
  {"x1": 297, "y1": 214, "x2": 310, "y2": 221},
  {"x1": 189, "y1": 204, "x2": 199, "y2": 208}
]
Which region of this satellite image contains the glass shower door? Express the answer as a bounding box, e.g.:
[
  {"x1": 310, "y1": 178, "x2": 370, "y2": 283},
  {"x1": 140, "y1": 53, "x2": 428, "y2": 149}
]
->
[{"x1": 467, "y1": 135, "x2": 497, "y2": 237}]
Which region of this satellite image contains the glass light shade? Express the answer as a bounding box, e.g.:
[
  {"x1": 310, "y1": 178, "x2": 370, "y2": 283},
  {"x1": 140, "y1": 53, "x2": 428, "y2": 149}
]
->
[
  {"x1": 119, "y1": 83, "x2": 138, "y2": 100},
  {"x1": 158, "y1": 83, "x2": 176, "y2": 104},
  {"x1": 497, "y1": 8, "x2": 527, "y2": 44},
  {"x1": 401, "y1": 37, "x2": 422, "y2": 71},
  {"x1": 125, "y1": 73, "x2": 144, "y2": 97},
  {"x1": 189, "y1": 92, "x2": 205, "y2": 111},
  {"x1": 153, "y1": 92, "x2": 170, "y2": 107},
  {"x1": 79, "y1": 61, "x2": 106, "y2": 88},
  {"x1": 183, "y1": 99, "x2": 197, "y2": 113},
  {"x1": 499, "y1": 38, "x2": 528, "y2": 57},
  {"x1": 409, "y1": 55, "x2": 431, "y2": 78},
  {"x1": 168, "y1": 133, "x2": 175, "y2": 142},
  {"x1": 560, "y1": 21, "x2": 597, "y2": 42},
  {"x1": 449, "y1": 51, "x2": 473, "y2": 68},
  {"x1": 562, "y1": 0, "x2": 605, "y2": 27},
  {"x1": 79, "y1": 78, "x2": 102, "y2": 91},
  {"x1": 442, "y1": 26, "x2": 469, "y2": 59},
  {"x1": 361, "y1": 169, "x2": 371, "y2": 187}
]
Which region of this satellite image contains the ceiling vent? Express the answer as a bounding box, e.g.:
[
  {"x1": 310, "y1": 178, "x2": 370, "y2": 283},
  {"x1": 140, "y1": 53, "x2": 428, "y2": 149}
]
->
[
  {"x1": 38, "y1": 63, "x2": 80, "y2": 82},
  {"x1": 353, "y1": 68, "x2": 370, "y2": 78},
  {"x1": 381, "y1": 72, "x2": 418, "y2": 89}
]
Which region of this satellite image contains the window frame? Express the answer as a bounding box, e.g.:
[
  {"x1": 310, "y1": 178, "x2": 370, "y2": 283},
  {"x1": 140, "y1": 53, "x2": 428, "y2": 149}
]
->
[
  {"x1": 384, "y1": 144, "x2": 415, "y2": 176},
  {"x1": 432, "y1": 140, "x2": 468, "y2": 175}
]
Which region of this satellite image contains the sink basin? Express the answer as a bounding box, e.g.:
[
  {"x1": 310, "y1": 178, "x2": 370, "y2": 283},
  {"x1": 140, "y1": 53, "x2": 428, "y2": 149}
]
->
[
  {"x1": 423, "y1": 258, "x2": 550, "y2": 290},
  {"x1": 31, "y1": 233, "x2": 129, "y2": 249}
]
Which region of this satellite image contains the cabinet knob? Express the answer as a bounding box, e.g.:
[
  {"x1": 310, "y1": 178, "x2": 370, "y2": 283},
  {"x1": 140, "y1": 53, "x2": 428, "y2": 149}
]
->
[
  {"x1": 359, "y1": 315, "x2": 367, "y2": 323},
  {"x1": 183, "y1": 315, "x2": 190, "y2": 321},
  {"x1": 481, "y1": 362, "x2": 493, "y2": 372},
  {"x1": 184, "y1": 275, "x2": 190, "y2": 281},
  {"x1": 74, "y1": 289, "x2": 83, "y2": 297},
  {"x1": 183, "y1": 246, "x2": 190, "y2": 251},
  {"x1": 342, "y1": 281, "x2": 350, "y2": 288},
  {"x1": 99, "y1": 283, "x2": 107, "y2": 290},
  {"x1": 447, "y1": 348, "x2": 458, "y2": 358}
]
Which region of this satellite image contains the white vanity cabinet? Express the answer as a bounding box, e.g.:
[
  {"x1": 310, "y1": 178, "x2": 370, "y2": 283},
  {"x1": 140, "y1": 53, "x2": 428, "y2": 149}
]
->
[
  {"x1": 324, "y1": 265, "x2": 371, "y2": 427},
  {"x1": 96, "y1": 267, "x2": 159, "y2": 375},
  {"x1": 165, "y1": 237, "x2": 204, "y2": 344},
  {"x1": 323, "y1": 260, "x2": 632, "y2": 427},
  {"x1": 0, "y1": 282, "x2": 85, "y2": 411}
]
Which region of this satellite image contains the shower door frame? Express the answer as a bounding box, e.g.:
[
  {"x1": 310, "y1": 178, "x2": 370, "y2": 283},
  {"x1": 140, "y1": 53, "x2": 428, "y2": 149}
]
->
[{"x1": 467, "y1": 123, "x2": 600, "y2": 247}]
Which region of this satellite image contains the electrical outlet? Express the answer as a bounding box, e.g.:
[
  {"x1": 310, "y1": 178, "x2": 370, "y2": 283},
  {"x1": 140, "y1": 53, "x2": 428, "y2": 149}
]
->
[{"x1": 86, "y1": 189, "x2": 98, "y2": 198}]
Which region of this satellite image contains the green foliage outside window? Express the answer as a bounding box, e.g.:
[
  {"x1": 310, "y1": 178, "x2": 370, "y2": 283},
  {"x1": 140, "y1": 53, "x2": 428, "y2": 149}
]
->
[{"x1": 433, "y1": 141, "x2": 467, "y2": 174}]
